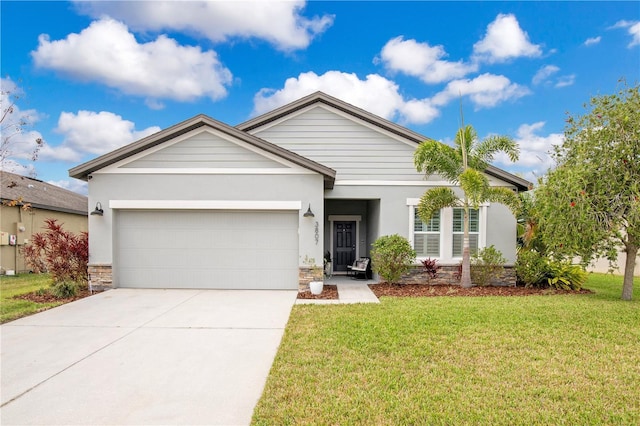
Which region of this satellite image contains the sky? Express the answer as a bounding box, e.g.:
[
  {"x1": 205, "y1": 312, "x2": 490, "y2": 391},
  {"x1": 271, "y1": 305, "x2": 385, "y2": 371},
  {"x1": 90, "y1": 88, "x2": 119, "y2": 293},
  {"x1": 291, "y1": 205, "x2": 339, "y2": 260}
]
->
[{"x1": 1, "y1": 1, "x2": 639, "y2": 195}]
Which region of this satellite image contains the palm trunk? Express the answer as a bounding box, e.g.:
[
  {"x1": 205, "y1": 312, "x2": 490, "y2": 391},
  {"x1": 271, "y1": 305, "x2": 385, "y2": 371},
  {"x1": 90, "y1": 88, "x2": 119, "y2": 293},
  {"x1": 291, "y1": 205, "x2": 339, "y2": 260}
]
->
[
  {"x1": 461, "y1": 201, "x2": 472, "y2": 288},
  {"x1": 622, "y1": 239, "x2": 637, "y2": 301}
]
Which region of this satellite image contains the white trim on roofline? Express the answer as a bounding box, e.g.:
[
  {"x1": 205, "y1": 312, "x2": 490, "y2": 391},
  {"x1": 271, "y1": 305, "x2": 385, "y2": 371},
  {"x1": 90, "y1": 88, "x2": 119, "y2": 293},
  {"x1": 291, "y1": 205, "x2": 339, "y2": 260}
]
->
[
  {"x1": 339, "y1": 180, "x2": 516, "y2": 187},
  {"x1": 95, "y1": 168, "x2": 315, "y2": 175},
  {"x1": 109, "y1": 200, "x2": 303, "y2": 210},
  {"x1": 337, "y1": 180, "x2": 455, "y2": 187}
]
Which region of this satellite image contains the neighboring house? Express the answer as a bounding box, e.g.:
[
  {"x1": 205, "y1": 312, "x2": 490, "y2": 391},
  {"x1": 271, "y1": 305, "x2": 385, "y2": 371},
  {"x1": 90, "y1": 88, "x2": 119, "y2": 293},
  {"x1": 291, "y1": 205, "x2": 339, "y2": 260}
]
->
[
  {"x1": 69, "y1": 92, "x2": 530, "y2": 291},
  {"x1": 0, "y1": 171, "x2": 88, "y2": 273}
]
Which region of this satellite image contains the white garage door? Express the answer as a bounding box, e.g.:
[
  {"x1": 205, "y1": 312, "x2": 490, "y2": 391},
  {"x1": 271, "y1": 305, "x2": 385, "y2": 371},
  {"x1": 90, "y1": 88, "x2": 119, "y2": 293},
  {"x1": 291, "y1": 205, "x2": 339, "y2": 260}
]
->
[{"x1": 115, "y1": 210, "x2": 299, "y2": 289}]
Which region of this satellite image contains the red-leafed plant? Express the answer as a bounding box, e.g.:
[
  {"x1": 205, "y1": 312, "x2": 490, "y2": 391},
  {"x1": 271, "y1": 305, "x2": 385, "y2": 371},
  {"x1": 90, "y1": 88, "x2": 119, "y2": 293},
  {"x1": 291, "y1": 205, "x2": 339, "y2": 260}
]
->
[
  {"x1": 22, "y1": 219, "x2": 88, "y2": 286},
  {"x1": 421, "y1": 257, "x2": 441, "y2": 281}
]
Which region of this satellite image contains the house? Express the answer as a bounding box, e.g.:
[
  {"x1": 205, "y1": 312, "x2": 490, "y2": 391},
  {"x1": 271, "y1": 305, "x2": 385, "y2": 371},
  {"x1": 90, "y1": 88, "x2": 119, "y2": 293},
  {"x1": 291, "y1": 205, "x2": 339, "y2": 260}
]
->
[
  {"x1": 69, "y1": 92, "x2": 530, "y2": 291},
  {"x1": 0, "y1": 171, "x2": 88, "y2": 273}
]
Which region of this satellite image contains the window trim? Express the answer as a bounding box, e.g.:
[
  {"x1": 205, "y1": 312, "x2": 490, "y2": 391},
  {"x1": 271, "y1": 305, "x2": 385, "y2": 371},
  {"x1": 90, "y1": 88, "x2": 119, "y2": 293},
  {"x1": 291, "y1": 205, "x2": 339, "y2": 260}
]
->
[
  {"x1": 407, "y1": 199, "x2": 488, "y2": 264},
  {"x1": 412, "y1": 208, "x2": 441, "y2": 258}
]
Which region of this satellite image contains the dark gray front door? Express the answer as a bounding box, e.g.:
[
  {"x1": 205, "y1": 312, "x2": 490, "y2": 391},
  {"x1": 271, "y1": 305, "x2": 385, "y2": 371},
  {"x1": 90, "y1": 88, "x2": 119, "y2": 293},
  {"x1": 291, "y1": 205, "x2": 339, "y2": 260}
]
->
[{"x1": 334, "y1": 221, "x2": 356, "y2": 272}]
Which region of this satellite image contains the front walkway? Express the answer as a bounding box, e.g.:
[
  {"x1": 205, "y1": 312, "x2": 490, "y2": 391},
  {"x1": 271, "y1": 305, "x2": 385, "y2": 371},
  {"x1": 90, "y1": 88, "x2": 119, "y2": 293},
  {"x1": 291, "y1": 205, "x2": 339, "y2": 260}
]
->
[{"x1": 296, "y1": 275, "x2": 380, "y2": 304}]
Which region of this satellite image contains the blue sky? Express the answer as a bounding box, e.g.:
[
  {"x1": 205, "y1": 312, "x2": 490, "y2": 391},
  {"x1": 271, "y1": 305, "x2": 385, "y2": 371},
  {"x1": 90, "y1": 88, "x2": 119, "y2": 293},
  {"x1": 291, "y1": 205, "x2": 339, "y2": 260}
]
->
[{"x1": 2, "y1": 1, "x2": 638, "y2": 194}]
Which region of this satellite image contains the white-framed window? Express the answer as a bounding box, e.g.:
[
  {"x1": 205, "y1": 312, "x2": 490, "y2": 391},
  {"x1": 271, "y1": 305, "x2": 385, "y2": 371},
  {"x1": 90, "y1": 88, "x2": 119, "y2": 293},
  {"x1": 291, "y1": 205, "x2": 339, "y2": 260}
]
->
[
  {"x1": 413, "y1": 208, "x2": 440, "y2": 257},
  {"x1": 408, "y1": 199, "x2": 487, "y2": 263},
  {"x1": 452, "y1": 208, "x2": 479, "y2": 257}
]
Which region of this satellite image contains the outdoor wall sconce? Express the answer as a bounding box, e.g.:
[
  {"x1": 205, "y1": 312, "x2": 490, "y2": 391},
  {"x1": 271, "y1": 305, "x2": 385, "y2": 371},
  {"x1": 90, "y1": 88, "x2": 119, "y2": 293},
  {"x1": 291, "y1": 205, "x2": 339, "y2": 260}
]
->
[
  {"x1": 90, "y1": 202, "x2": 104, "y2": 216},
  {"x1": 303, "y1": 204, "x2": 315, "y2": 218}
]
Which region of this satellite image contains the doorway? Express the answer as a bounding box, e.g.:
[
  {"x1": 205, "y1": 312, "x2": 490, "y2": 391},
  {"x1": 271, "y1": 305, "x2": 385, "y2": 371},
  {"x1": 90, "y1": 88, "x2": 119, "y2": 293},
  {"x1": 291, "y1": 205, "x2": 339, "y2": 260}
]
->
[{"x1": 333, "y1": 221, "x2": 356, "y2": 272}]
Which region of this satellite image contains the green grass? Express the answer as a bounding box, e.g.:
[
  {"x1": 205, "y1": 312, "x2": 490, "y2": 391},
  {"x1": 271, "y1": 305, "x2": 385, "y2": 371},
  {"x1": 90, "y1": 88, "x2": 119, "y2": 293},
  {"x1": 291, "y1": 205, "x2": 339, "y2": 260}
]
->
[
  {"x1": 253, "y1": 273, "x2": 640, "y2": 425},
  {"x1": 0, "y1": 273, "x2": 59, "y2": 324}
]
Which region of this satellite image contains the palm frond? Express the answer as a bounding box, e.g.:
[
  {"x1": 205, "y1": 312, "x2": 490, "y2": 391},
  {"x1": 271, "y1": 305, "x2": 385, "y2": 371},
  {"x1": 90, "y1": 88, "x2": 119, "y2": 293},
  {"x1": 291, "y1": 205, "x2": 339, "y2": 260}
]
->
[
  {"x1": 459, "y1": 168, "x2": 490, "y2": 208},
  {"x1": 485, "y1": 187, "x2": 522, "y2": 216},
  {"x1": 454, "y1": 125, "x2": 477, "y2": 155},
  {"x1": 417, "y1": 187, "x2": 459, "y2": 223},
  {"x1": 414, "y1": 140, "x2": 462, "y2": 182},
  {"x1": 473, "y1": 135, "x2": 520, "y2": 164}
]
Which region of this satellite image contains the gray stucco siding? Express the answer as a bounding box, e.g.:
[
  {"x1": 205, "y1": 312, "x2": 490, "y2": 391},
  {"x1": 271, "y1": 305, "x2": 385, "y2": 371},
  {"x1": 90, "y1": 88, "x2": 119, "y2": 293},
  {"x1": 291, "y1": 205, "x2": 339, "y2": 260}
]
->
[{"x1": 87, "y1": 173, "x2": 325, "y2": 269}]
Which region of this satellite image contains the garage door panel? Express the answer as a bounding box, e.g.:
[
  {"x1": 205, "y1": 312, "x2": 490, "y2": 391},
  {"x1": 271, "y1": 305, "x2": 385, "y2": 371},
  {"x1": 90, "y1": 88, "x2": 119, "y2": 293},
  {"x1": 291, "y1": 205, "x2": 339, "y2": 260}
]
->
[{"x1": 115, "y1": 210, "x2": 298, "y2": 289}]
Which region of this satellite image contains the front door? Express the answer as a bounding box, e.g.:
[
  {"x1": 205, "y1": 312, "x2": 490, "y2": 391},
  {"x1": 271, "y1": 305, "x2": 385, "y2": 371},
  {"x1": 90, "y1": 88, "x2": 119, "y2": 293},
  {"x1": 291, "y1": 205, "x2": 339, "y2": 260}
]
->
[{"x1": 333, "y1": 221, "x2": 356, "y2": 272}]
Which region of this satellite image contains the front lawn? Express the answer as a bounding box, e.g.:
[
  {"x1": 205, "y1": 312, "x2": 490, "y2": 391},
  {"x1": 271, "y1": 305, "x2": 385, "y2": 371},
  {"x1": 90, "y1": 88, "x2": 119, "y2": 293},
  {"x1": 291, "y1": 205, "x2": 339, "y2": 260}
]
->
[
  {"x1": 252, "y1": 273, "x2": 640, "y2": 425},
  {"x1": 0, "y1": 273, "x2": 60, "y2": 323}
]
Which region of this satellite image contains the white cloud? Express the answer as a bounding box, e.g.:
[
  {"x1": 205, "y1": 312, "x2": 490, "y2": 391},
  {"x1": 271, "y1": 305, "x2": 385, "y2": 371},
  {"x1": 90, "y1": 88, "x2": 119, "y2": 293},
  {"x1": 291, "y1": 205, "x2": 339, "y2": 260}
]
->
[
  {"x1": 584, "y1": 36, "x2": 601, "y2": 46},
  {"x1": 554, "y1": 74, "x2": 575, "y2": 88},
  {"x1": 495, "y1": 121, "x2": 562, "y2": 179},
  {"x1": 378, "y1": 36, "x2": 477, "y2": 84},
  {"x1": 47, "y1": 179, "x2": 88, "y2": 196},
  {"x1": 253, "y1": 71, "x2": 440, "y2": 124},
  {"x1": 39, "y1": 110, "x2": 160, "y2": 162},
  {"x1": 532, "y1": 65, "x2": 560, "y2": 85},
  {"x1": 74, "y1": 0, "x2": 334, "y2": 51},
  {"x1": 611, "y1": 20, "x2": 640, "y2": 47},
  {"x1": 32, "y1": 18, "x2": 233, "y2": 103},
  {"x1": 431, "y1": 73, "x2": 531, "y2": 108},
  {"x1": 473, "y1": 14, "x2": 542, "y2": 63},
  {"x1": 532, "y1": 65, "x2": 574, "y2": 88}
]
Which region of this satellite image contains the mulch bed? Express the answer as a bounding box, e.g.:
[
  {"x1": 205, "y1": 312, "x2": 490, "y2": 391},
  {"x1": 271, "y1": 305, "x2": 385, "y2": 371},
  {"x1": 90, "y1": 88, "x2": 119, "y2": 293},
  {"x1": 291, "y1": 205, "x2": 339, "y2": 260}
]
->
[
  {"x1": 13, "y1": 287, "x2": 98, "y2": 304},
  {"x1": 297, "y1": 284, "x2": 339, "y2": 300},
  {"x1": 369, "y1": 283, "x2": 593, "y2": 298}
]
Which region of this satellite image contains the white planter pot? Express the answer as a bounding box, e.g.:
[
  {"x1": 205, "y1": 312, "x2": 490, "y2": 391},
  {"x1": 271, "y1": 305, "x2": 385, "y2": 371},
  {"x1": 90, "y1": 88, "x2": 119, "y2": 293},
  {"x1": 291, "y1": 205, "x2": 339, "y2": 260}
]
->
[{"x1": 309, "y1": 281, "x2": 324, "y2": 295}]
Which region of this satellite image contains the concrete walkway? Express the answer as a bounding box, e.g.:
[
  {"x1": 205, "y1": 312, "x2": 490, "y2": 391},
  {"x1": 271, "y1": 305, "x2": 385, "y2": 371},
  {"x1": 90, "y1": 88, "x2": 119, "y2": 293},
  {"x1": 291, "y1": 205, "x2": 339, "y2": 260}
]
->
[
  {"x1": 295, "y1": 276, "x2": 380, "y2": 305},
  {"x1": 1, "y1": 289, "x2": 297, "y2": 425}
]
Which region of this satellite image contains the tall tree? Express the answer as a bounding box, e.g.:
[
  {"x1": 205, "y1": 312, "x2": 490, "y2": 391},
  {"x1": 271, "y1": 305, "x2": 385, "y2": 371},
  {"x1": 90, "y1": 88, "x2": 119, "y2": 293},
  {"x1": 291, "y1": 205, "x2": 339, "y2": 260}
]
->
[
  {"x1": 537, "y1": 81, "x2": 639, "y2": 300},
  {"x1": 414, "y1": 125, "x2": 520, "y2": 287},
  {"x1": 1, "y1": 78, "x2": 43, "y2": 172}
]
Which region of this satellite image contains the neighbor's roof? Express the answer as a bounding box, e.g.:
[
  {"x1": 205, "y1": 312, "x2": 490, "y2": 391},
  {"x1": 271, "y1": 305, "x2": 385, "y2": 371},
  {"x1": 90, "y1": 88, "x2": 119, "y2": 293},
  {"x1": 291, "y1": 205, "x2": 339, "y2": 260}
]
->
[
  {"x1": 68, "y1": 114, "x2": 337, "y2": 189},
  {"x1": 237, "y1": 91, "x2": 533, "y2": 191},
  {"x1": 1, "y1": 171, "x2": 88, "y2": 215}
]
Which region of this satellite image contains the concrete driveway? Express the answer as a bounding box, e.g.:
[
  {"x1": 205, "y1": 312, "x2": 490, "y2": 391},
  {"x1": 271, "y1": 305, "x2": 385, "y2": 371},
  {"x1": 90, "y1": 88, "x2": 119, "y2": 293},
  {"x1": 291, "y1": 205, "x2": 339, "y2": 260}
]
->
[{"x1": 1, "y1": 288, "x2": 297, "y2": 425}]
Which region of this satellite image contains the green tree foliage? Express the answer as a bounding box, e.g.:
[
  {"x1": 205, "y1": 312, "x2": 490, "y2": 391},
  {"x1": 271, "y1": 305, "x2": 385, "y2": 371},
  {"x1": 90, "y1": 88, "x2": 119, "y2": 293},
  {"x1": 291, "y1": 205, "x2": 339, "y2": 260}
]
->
[
  {"x1": 371, "y1": 234, "x2": 416, "y2": 285},
  {"x1": 537, "y1": 81, "x2": 639, "y2": 300},
  {"x1": 414, "y1": 125, "x2": 521, "y2": 287}
]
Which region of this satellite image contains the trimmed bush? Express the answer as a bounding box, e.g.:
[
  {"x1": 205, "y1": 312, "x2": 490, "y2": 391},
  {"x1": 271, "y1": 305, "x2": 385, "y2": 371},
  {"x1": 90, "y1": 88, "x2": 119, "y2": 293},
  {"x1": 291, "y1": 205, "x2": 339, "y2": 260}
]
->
[
  {"x1": 471, "y1": 245, "x2": 507, "y2": 286},
  {"x1": 371, "y1": 235, "x2": 416, "y2": 285}
]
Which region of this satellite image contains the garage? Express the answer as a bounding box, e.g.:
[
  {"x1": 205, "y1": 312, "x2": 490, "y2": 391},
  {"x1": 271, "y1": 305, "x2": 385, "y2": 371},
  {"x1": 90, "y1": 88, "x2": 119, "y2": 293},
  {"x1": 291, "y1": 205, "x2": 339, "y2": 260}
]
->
[{"x1": 114, "y1": 210, "x2": 299, "y2": 289}]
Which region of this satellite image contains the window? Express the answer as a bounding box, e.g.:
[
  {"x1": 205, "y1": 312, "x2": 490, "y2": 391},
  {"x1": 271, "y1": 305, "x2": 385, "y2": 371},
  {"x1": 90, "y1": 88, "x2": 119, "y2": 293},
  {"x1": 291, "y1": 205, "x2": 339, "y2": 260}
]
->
[
  {"x1": 452, "y1": 208, "x2": 479, "y2": 257},
  {"x1": 413, "y1": 208, "x2": 440, "y2": 257}
]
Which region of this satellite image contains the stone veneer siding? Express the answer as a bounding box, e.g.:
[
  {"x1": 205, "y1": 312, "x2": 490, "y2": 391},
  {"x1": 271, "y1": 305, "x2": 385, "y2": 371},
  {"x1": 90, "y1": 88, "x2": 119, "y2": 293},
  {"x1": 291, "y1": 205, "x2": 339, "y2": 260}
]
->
[
  {"x1": 298, "y1": 266, "x2": 324, "y2": 292},
  {"x1": 397, "y1": 265, "x2": 517, "y2": 286},
  {"x1": 88, "y1": 264, "x2": 112, "y2": 291}
]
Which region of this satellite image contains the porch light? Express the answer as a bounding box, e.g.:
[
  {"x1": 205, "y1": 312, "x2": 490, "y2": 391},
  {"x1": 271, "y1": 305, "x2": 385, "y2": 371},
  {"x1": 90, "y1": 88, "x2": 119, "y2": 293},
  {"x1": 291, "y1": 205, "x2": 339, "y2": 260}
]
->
[
  {"x1": 303, "y1": 204, "x2": 315, "y2": 218},
  {"x1": 91, "y1": 202, "x2": 104, "y2": 216}
]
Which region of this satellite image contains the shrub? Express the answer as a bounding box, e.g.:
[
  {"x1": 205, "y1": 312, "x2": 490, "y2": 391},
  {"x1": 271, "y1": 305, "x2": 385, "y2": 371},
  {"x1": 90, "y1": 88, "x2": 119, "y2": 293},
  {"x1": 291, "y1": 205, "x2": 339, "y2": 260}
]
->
[
  {"x1": 470, "y1": 245, "x2": 507, "y2": 286},
  {"x1": 421, "y1": 258, "x2": 441, "y2": 281},
  {"x1": 515, "y1": 249, "x2": 587, "y2": 290},
  {"x1": 546, "y1": 262, "x2": 588, "y2": 291},
  {"x1": 51, "y1": 281, "x2": 80, "y2": 298},
  {"x1": 22, "y1": 219, "x2": 88, "y2": 285},
  {"x1": 515, "y1": 250, "x2": 549, "y2": 287},
  {"x1": 371, "y1": 234, "x2": 416, "y2": 285}
]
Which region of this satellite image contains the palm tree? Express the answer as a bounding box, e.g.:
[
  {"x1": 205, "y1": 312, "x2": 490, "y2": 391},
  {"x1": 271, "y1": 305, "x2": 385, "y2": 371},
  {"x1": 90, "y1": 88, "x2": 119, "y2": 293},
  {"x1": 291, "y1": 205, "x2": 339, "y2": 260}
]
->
[{"x1": 413, "y1": 125, "x2": 520, "y2": 288}]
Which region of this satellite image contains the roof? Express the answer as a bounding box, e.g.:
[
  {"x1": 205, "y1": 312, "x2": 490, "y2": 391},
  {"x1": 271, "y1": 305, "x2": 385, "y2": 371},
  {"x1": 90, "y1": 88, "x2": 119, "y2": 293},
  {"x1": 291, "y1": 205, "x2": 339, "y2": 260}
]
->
[
  {"x1": 1, "y1": 171, "x2": 88, "y2": 215},
  {"x1": 69, "y1": 114, "x2": 337, "y2": 189},
  {"x1": 237, "y1": 91, "x2": 533, "y2": 191}
]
